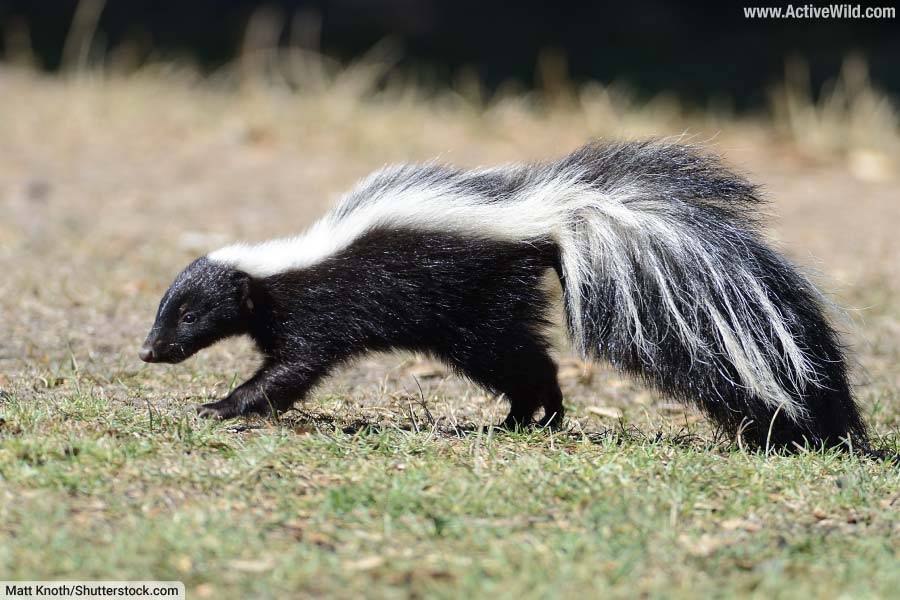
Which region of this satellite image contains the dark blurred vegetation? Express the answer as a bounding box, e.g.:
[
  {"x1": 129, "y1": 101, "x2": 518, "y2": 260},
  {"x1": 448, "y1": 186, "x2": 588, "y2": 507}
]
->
[{"x1": 0, "y1": 0, "x2": 897, "y2": 109}]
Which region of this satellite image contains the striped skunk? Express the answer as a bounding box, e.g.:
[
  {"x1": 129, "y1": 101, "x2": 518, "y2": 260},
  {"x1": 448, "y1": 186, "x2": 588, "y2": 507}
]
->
[{"x1": 140, "y1": 140, "x2": 870, "y2": 451}]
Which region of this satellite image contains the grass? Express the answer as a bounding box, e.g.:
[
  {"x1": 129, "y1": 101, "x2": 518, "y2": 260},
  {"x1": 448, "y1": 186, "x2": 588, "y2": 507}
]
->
[
  {"x1": 0, "y1": 53, "x2": 898, "y2": 597},
  {"x1": 1, "y1": 380, "x2": 898, "y2": 599}
]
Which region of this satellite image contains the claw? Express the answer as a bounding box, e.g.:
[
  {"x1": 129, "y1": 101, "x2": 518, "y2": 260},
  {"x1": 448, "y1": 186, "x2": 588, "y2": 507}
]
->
[
  {"x1": 196, "y1": 407, "x2": 221, "y2": 419},
  {"x1": 196, "y1": 401, "x2": 235, "y2": 419}
]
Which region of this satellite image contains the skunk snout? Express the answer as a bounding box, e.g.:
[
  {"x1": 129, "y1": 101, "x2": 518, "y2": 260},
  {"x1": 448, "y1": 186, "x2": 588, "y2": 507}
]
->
[
  {"x1": 139, "y1": 342, "x2": 157, "y2": 362},
  {"x1": 139, "y1": 332, "x2": 165, "y2": 363},
  {"x1": 139, "y1": 332, "x2": 188, "y2": 364}
]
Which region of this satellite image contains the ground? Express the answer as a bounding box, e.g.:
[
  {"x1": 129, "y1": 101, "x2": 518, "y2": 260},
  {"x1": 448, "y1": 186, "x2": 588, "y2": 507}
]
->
[{"x1": 0, "y1": 64, "x2": 898, "y2": 598}]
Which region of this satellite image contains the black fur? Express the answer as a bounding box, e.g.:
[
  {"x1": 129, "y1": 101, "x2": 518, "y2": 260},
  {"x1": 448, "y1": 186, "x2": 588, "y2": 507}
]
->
[
  {"x1": 143, "y1": 230, "x2": 565, "y2": 427},
  {"x1": 140, "y1": 259, "x2": 252, "y2": 364}
]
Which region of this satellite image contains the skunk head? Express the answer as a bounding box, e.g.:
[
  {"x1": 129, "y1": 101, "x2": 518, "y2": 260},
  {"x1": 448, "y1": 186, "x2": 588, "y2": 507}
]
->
[{"x1": 140, "y1": 257, "x2": 253, "y2": 364}]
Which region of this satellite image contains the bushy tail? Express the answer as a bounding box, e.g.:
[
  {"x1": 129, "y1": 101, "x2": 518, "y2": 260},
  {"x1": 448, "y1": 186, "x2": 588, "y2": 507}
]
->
[
  {"x1": 305, "y1": 139, "x2": 869, "y2": 451},
  {"x1": 547, "y1": 141, "x2": 868, "y2": 450}
]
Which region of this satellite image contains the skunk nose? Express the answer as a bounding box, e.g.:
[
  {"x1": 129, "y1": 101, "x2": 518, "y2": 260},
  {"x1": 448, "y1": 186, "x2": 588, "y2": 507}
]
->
[{"x1": 139, "y1": 344, "x2": 156, "y2": 362}]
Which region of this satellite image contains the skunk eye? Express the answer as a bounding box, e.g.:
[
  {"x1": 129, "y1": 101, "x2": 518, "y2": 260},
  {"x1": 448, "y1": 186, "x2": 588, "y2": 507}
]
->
[{"x1": 181, "y1": 312, "x2": 196, "y2": 324}]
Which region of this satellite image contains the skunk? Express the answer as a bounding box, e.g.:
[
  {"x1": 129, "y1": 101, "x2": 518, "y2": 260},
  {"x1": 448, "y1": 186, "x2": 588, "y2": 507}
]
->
[{"x1": 140, "y1": 140, "x2": 870, "y2": 451}]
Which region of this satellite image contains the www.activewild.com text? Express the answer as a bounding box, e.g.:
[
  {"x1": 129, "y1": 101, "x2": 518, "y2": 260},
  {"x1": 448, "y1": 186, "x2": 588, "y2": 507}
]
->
[{"x1": 744, "y1": 4, "x2": 896, "y2": 18}]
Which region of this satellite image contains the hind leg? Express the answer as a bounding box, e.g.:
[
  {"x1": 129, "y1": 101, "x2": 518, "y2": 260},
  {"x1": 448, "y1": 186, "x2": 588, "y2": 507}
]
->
[
  {"x1": 499, "y1": 352, "x2": 564, "y2": 430},
  {"x1": 506, "y1": 340, "x2": 565, "y2": 429},
  {"x1": 537, "y1": 388, "x2": 565, "y2": 429},
  {"x1": 445, "y1": 333, "x2": 565, "y2": 430}
]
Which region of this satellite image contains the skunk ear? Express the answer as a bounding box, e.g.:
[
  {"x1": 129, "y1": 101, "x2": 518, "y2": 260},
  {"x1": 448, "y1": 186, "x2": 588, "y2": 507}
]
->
[{"x1": 232, "y1": 271, "x2": 254, "y2": 313}]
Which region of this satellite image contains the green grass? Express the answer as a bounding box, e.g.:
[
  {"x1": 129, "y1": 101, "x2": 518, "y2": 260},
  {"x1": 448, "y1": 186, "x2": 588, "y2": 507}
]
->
[{"x1": 1, "y1": 374, "x2": 897, "y2": 599}]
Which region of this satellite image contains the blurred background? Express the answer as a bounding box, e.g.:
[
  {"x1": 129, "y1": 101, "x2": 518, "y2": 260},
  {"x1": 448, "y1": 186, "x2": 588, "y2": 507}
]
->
[{"x1": 1, "y1": 0, "x2": 899, "y2": 109}]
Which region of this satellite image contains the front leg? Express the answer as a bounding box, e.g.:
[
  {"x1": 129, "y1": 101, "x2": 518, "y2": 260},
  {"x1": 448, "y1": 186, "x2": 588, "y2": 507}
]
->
[{"x1": 197, "y1": 360, "x2": 322, "y2": 419}]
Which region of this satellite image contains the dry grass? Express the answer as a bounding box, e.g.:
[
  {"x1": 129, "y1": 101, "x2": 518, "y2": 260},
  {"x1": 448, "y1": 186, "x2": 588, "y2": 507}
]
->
[
  {"x1": 0, "y1": 58, "x2": 898, "y2": 598},
  {"x1": 772, "y1": 55, "x2": 900, "y2": 172}
]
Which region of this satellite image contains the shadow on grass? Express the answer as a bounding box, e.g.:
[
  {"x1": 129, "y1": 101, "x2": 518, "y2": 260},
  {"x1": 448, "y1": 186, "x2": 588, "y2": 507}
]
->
[
  {"x1": 271, "y1": 408, "x2": 727, "y2": 452},
  {"x1": 218, "y1": 408, "x2": 897, "y2": 460}
]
